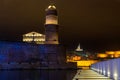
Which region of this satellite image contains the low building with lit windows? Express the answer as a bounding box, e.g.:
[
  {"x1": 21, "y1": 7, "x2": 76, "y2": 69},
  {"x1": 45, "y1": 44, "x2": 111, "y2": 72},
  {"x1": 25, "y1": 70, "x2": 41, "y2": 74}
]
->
[
  {"x1": 23, "y1": 31, "x2": 45, "y2": 44},
  {"x1": 97, "y1": 51, "x2": 120, "y2": 59}
]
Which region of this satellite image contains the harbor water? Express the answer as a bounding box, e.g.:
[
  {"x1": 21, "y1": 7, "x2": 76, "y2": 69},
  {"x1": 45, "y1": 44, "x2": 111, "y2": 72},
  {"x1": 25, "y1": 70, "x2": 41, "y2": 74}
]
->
[{"x1": 0, "y1": 70, "x2": 77, "y2": 80}]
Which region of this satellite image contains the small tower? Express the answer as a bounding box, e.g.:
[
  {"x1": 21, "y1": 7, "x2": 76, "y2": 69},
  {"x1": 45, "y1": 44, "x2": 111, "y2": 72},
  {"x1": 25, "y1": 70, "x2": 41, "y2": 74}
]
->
[
  {"x1": 45, "y1": 4, "x2": 59, "y2": 44},
  {"x1": 75, "y1": 44, "x2": 83, "y2": 51}
]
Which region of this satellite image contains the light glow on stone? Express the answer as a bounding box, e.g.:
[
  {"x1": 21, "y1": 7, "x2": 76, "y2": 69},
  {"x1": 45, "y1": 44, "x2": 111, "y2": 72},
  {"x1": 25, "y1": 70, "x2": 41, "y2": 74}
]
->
[
  {"x1": 48, "y1": 5, "x2": 56, "y2": 9},
  {"x1": 45, "y1": 15, "x2": 58, "y2": 24}
]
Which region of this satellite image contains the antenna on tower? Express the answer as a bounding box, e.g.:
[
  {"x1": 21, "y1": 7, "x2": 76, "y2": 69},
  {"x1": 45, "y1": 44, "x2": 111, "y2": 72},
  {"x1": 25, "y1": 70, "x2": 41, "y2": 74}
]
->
[
  {"x1": 50, "y1": 0, "x2": 54, "y2": 4},
  {"x1": 49, "y1": 0, "x2": 56, "y2": 6}
]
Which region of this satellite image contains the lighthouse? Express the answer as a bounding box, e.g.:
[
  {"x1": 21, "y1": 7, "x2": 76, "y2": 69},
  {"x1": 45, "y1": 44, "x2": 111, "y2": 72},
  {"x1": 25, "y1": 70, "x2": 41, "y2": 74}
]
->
[{"x1": 45, "y1": 4, "x2": 59, "y2": 44}]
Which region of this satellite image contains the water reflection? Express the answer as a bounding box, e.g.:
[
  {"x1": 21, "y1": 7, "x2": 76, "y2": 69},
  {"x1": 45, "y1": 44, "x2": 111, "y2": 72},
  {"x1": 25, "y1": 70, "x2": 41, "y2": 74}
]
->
[{"x1": 0, "y1": 70, "x2": 76, "y2": 80}]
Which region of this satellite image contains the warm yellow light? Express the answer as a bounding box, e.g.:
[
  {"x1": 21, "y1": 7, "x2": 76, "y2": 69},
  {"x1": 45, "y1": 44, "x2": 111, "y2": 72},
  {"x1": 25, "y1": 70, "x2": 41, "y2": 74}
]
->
[
  {"x1": 77, "y1": 60, "x2": 97, "y2": 67},
  {"x1": 115, "y1": 51, "x2": 120, "y2": 54},
  {"x1": 72, "y1": 56, "x2": 81, "y2": 61},
  {"x1": 34, "y1": 34, "x2": 42, "y2": 36},
  {"x1": 23, "y1": 32, "x2": 45, "y2": 44},
  {"x1": 45, "y1": 15, "x2": 58, "y2": 24},
  {"x1": 106, "y1": 51, "x2": 115, "y2": 55},
  {"x1": 46, "y1": 20, "x2": 57, "y2": 24},
  {"x1": 114, "y1": 54, "x2": 120, "y2": 58},
  {"x1": 48, "y1": 5, "x2": 56, "y2": 9},
  {"x1": 97, "y1": 53, "x2": 108, "y2": 58}
]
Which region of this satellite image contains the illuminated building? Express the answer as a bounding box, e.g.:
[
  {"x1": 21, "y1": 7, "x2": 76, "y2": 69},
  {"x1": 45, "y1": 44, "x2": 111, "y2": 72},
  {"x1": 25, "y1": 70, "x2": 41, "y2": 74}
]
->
[
  {"x1": 45, "y1": 4, "x2": 59, "y2": 44},
  {"x1": 67, "y1": 44, "x2": 85, "y2": 61},
  {"x1": 23, "y1": 31, "x2": 45, "y2": 44},
  {"x1": 67, "y1": 44, "x2": 98, "y2": 69},
  {"x1": 97, "y1": 53, "x2": 108, "y2": 58},
  {"x1": 97, "y1": 51, "x2": 120, "y2": 59},
  {"x1": 106, "y1": 51, "x2": 115, "y2": 58},
  {"x1": 75, "y1": 44, "x2": 83, "y2": 51},
  {"x1": 0, "y1": 4, "x2": 77, "y2": 69},
  {"x1": 23, "y1": 5, "x2": 59, "y2": 45},
  {"x1": 75, "y1": 44, "x2": 87, "y2": 60},
  {"x1": 114, "y1": 51, "x2": 120, "y2": 57}
]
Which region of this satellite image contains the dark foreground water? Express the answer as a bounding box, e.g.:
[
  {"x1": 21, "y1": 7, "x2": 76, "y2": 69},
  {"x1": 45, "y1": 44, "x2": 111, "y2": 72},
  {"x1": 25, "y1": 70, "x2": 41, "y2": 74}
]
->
[{"x1": 0, "y1": 70, "x2": 77, "y2": 80}]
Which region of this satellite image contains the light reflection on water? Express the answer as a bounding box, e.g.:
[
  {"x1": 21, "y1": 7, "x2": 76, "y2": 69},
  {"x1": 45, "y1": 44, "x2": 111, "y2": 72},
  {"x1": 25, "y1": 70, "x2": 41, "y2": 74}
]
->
[{"x1": 0, "y1": 70, "x2": 76, "y2": 80}]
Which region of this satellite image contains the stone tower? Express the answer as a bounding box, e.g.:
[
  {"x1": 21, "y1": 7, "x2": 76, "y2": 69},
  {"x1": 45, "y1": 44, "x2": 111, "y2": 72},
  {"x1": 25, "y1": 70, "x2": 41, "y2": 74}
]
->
[{"x1": 45, "y1": 4, "x2": 59, "y2": 44}]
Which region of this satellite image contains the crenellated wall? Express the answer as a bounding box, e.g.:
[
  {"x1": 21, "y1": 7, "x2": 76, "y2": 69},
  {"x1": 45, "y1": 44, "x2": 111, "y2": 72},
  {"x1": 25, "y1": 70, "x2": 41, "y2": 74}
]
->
[
  {"x1": 0, "y1": 41, "x2": 40, "y2": 63},
  {"x1": 0, "y1": 41, "x2": 76, "y2": 69},
  {"x1": 91, "y1": 58, "x2": 120, "y2": 80}
]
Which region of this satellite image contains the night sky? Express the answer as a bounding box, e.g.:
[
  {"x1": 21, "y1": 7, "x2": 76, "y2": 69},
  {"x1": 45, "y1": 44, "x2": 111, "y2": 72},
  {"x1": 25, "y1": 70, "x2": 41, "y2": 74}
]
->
[{"x1": 0, "y1": 0, "x2": 120, "y2": 52}]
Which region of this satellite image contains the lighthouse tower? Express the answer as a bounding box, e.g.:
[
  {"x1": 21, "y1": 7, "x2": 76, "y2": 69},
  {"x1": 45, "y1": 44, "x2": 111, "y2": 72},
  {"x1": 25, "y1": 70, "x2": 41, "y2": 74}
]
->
[{"x1": 45, "y1": 4, "x2": 59, "y2": 44}]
